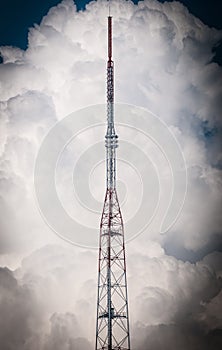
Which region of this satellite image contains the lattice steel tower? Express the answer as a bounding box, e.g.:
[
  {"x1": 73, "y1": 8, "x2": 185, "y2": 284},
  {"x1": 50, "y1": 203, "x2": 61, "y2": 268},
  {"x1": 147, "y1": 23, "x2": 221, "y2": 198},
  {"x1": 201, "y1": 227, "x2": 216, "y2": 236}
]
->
[{"x1": 95, "y1": 16, "x2": 130, "y2": 350}]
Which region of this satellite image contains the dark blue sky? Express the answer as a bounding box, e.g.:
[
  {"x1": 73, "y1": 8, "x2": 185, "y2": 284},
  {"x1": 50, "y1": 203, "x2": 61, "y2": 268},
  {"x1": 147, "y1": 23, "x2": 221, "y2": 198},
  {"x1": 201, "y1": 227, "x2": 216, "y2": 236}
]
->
[{"x1": 0, "y1": 0, "x2": 222, "y2": 64}]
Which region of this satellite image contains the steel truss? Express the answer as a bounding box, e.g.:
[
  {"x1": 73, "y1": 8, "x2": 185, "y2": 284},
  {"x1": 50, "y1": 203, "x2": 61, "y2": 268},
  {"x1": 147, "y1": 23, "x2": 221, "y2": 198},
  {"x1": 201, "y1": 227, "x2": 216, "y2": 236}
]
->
[{"x1": 96, "y1": 188, "x2": 130, "y2": 350}]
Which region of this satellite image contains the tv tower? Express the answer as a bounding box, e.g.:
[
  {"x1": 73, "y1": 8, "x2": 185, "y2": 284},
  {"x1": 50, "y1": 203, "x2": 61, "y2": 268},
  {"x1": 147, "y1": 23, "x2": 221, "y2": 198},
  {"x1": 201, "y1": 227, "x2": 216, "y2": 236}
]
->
[{"x1": 95, "y1": 15, "x2": 130, "y2": 350}]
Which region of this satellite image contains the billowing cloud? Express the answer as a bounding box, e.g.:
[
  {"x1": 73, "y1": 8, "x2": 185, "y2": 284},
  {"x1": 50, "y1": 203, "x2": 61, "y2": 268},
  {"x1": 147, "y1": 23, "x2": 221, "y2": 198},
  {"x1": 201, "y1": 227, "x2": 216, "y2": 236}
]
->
[
  {"x1": 0, "y1": 267, "x2": 43, "y2": 349},
  {"x1": 0, "y1": 266, "x2": 91, "y2": 349},
  {"x1": 11, "y1": 242, "x2": 222, "y2": 348},
  {"x1": 44, "y1": 312, "x2": 91, "y2": 350},
  {"x1": 0, "y1": 0, "x2": 222, "y2": 348}
]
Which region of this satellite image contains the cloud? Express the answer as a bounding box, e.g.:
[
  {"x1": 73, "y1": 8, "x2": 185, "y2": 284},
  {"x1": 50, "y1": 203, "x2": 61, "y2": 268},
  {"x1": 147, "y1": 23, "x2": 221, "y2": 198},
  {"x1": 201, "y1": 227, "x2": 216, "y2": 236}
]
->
[
  {"x1": 0, "y1": 265, "x2": 92, "y2": 349},
  {"x1": 0, "y1": 0, "x2": 221, "y2": 255},
  {"x1": 134, "y1": 323, "x2": 222, "y2": 350},
  {"x1": 13, "y1": 243, "x2": 222, "y2": 348},
  {"x1": 0, "y1": 267, "x2": 43, "y2": 349},
  {"x1": 128, "y1": 247, "x2": 222, "y2": 324},
  {"x1": 128, "y1": 248, "x2": 222, "y2": 349},
  {"x1": 44, "y1": 313, "x2": 91, "y2": 350},
  {"x1": 0, "y1": 242, "x2": 216, "y2": 349},
  {"x1": 0, "y1": 0, "x2": 222, "y2": 348}
]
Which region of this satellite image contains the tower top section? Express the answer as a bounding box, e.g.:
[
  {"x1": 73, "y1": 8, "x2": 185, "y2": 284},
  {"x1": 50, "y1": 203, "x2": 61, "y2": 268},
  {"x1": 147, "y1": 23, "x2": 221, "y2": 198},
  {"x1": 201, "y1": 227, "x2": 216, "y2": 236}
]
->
[
  {"x1": 108, "y1": 16, "x2": 112, "y2": 67},
  {"x1": 105, "y1": 14, "x2": 117, "y2": 189}
]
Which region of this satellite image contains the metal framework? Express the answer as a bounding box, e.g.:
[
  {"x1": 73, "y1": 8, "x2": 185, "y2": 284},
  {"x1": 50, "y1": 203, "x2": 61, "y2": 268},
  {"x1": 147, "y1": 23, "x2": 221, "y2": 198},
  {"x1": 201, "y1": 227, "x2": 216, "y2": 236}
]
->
[{"x1": 95, "y1": 16, "x2": 130, "y2": 350}]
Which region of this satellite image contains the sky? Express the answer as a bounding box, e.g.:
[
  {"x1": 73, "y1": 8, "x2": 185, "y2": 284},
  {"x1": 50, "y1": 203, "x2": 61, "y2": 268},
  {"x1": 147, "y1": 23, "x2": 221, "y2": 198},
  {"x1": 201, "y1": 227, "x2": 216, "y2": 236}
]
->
[{"x1": 0, "y1": 0, "x2": 222, "y2": 349}]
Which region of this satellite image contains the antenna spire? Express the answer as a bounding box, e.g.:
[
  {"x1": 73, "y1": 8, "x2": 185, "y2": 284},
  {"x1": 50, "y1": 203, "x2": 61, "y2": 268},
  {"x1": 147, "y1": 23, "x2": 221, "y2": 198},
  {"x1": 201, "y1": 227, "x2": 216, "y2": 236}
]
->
[
  {"x1": 108, "y1": 0, "x2": 111, "y2": 17},
  {"x1": 106, "y1": 15, "x2": 116, "y2": 189},
  {"x1": 108, "y1": 16, "x2": 112, "y2": 65}
]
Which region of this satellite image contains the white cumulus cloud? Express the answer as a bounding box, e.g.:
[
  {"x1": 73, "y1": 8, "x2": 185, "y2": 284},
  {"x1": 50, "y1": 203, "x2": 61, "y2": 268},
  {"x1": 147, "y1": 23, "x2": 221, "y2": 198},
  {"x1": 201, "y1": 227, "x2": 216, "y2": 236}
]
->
[{"x1": 0, "y1": 0, "x2": 222, "y2": 348}]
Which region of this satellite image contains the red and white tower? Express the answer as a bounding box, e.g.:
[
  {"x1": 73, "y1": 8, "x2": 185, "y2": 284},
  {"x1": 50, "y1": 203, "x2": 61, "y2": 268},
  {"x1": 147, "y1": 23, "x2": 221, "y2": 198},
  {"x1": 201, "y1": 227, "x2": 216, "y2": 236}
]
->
[{"x1": 95, "y1": 16, "x2": 131, "y2": 350}]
